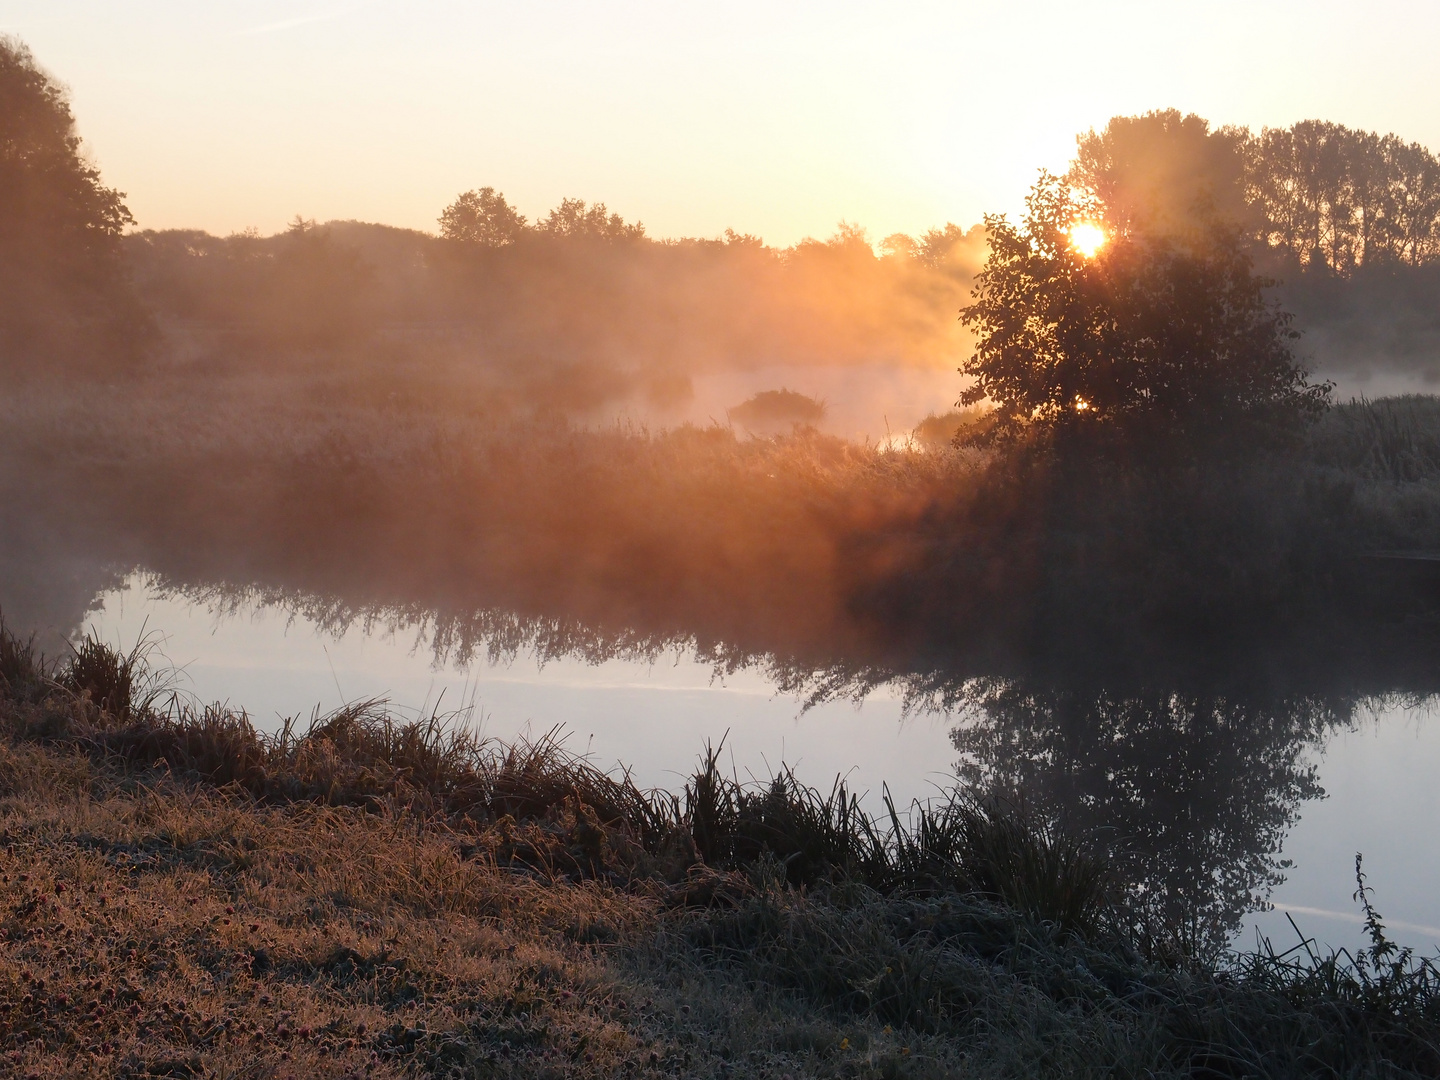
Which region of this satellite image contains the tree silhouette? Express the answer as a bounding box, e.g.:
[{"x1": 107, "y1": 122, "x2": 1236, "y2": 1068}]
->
[
  {"x1": 959, "y1": 172, "x2": 1330, "y2": 449},
  {"x1": 950, "y1": 679, "x2": 1343, "y2": 954},
  {"x1": 0, "y1": 36, "x2": 147, "y2": 375},
  {"x1": 438, "y1": 187, "x2": 528, "y2": 246},
  {"x1": 536, "y1": 197, "x2": 645, "y2": 241},
  {"x1": 1070, "y1": 110, "x2": 1254, "y2": 243},
  {"x1": 1247, "y1": 122, "x2": 1440, "y2": 270},
  {"x1": 1080, "y1": 110, "x2": 1440, "y2": 272}
]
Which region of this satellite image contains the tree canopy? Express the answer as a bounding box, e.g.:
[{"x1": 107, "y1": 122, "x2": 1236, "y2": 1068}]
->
[
  {"x1": 1072, "y1": 109, "x2": 1440, "y2": 272},
  {"x1": 0, "y1": 36, "x2": 145, "y2": 373},
  {"x1": 438, "y1": 189, "x2": 646, "y2": 245},
  {"x1": 437, "y1": 187, "x2": 528, "y2": 246},
  {"x1": 1070, "y1": 109, "x2": 1253, "y2": 244},
  {"x1": 959, "y1": 173, "x2": 1330, "y2": 451}
]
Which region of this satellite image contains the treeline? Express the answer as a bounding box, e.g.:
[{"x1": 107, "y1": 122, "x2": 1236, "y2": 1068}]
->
[
  {"x1": 1074, "y1": 110, "x2": 1440, "y2": 272},
  {"x1": 122, "y1": 210, "x2": 984, "y2": 415},
  {"x1": 1250, "y1": 121, "x2": 1440, "y2": 270},
  {"x1": 100, "y1": 114, "x2": 1440, "y2": 400},
  {"x1": 5, "y1": 26, "x2": 1440, "y2": 395}
]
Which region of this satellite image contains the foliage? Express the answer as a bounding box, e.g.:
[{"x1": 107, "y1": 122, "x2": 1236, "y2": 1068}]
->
[
  {"x1": 537, "y1": 196, "x2": 647, "y2": 241},
  {"x1": 1071, "y1": 109, "x2": 1255, "y2": 243},
  {"x1": 1073, "y1": 109, "x2": 1440, "y2": 272},
  {"x1": 0, "y1": 37, "x2": 149, "y2": 375},
  {"x1": 1248, "y1": 121, "x2": 1440, "y2": 270},
  {"x1": 726, "y1": 388, "x2": 826, "y2": 431},
  {"x1": 437, "y1": 186, "x2": 528, "y2": 246},
  {"x1": 959, "y1": 172, "x2": 1331, "y2": 449}
]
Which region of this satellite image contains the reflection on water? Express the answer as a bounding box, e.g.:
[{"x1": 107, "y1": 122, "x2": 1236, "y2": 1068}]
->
[
  {"x1": 949, "y1": 681, "x2": 1336, "y2": 945},
  {"x1": 2, "y1": 528, "x2": 1439, "y2": 957},
  {"x1": 86, "y1": 574, "x2": 960, "y2": 821}
]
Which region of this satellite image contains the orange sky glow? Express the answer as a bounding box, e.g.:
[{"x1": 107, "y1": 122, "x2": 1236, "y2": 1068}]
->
[{"x1": 6, "y1": 1, "x2": 1440, "y2": 245}]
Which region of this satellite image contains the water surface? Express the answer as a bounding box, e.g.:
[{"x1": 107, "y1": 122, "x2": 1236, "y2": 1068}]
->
[{"x1": 73, "y1": 573, "x2": 1440, "y2": 958}]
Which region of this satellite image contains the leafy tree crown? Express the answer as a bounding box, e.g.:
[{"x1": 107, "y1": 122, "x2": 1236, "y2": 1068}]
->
[{"x1": 959, "y1": 172, "x2": 1330, "y2": 450}]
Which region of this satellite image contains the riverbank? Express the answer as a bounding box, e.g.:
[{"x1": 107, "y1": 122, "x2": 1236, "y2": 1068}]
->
[{"x1": 0, "y1": 629, "x2": 1436, "y2": 1077}]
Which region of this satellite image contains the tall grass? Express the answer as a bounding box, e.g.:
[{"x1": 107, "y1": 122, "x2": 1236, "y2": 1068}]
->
[
  {"x1": 0, "y1": 611, "x2": 45, "y2": 700},
  {"x1": 1312, "y1": 395, "x2": 1440, "y2": 482},
  {"x1": 1, "y1": 618, "x2": 1110, "y2": 924},
  {"x1": 2, "y1": 620, "x2": 1440, "y2": 1074}
]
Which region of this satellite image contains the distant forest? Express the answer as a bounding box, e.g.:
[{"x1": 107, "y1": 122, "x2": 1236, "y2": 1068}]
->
[
  {"x1": 121, "y1": 214, "x2": 985, "y2": 414},
  {"x1": 116, "y1": 111, "x2": 1440, "y2": 405},
  {"x1": 2, "y1": 26, "x2": 1439, "y2": 403},
  {"x1": 1075, "y1": 112, "x2": 1440, "y2": 270}
]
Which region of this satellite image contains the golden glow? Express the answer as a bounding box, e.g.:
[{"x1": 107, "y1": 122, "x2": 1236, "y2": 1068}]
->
[
  {"x1": 1074, "y1": 397, "x2": 1091, "y2": 412},
  {"x1": 1068, "y1": 222, "x2": 1106, "y2": 258}
]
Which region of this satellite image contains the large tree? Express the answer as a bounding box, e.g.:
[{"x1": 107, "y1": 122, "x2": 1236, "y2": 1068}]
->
[
  {"x1": 1070, "y1": 110, "x2": 1254, "y2": 243},
  {"x1": 0, "y1": 36, "x2": 147, "y2": 374},
  {"x1": 959, "y1": 173, "x2": 1330, "y2": 451}
]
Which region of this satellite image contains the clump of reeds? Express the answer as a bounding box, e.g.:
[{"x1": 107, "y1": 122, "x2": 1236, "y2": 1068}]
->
[
  {"x1": 60, "y1": 628, "x2": 169, "y2": 721},
  {"x1": 0, "y1": 611, "x2": 47, "y2": 701},
  {"x1": 1312, "y1": 395, "x2": 1440, "y2": 482},
  {"x1": 683, "y1": 741, "x2": 1109, "y2": 932},
  {"x1": 871, "y1": 788, "x2": 1109, "y2": 932}
]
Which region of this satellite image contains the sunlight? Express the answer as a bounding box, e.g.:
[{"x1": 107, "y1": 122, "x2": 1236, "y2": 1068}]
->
[
  {"x1": 1074, "y1": 396, "x2": 1091, "y2": 412},
  {"x1": 1068, "y1": 221, "x2": 1106, "y2": 258}
]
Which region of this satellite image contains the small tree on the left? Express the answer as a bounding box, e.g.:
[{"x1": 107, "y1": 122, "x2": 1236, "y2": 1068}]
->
[{"x1": 0, "y1": 37, "x2": 148, "y2": 377}]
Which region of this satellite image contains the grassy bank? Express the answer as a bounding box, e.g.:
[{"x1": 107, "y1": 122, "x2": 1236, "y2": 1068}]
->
[{"x1": 0, "y1": 629, "x2": 1436, "y2": 1077}]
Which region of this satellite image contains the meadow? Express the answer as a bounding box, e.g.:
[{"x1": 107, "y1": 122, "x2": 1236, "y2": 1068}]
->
[{"x1": 9, "y1": 29, "x2": 1440, "y2": 1077}]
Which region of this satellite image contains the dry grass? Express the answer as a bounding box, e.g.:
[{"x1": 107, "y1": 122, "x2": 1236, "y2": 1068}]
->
[{"x1": 0, "y1": 632, "x2": 1437, "y2": 1076}]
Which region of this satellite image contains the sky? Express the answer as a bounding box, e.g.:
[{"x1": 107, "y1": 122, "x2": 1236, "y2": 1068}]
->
[{"x1": 5, "y1": 1, "x2": 1440, "y2": 246}]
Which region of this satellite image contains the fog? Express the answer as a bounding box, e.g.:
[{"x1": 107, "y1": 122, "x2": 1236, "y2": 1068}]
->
[
  {"x1": 10, "y1": 31, "x2": 1440, "y2": 972},
  {"x1": 120, "y1": 212, "x2": 986, "y2": 442}
]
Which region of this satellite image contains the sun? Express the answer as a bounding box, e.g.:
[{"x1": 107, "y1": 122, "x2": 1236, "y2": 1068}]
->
[{"x1": 1068, "y1": 221, "x2": 1106, "y2": 258}]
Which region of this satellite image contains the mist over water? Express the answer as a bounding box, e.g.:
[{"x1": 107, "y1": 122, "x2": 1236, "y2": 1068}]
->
[
  {"x1": 7, "y1": 501, "x2": 1440, "y2": 957},
  {"x1": 7, "y1": 27, "x2": 1440, "y2": 973}
]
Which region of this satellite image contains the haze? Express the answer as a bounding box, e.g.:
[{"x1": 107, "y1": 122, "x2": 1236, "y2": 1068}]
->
[{"x1": 7, "y1": 0, "x2": 1440, "y2": 243}]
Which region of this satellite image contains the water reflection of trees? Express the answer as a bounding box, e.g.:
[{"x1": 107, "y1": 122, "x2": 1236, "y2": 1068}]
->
[
  {"x1": 945, "y1": 680, "x2": 1351, "y2": 948},
  {"x1": 79, "y1": 576, "x2": 1363, "y2": 948},
  {"x1": 0, "y1": 542, "x2": 1409, "y2": 958}
]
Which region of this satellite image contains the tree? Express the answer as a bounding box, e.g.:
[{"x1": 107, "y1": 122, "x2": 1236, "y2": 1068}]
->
[
  {"x1": 0, "y1": 36, "x2": 147, "y2": 374},
  {"x1": 438, "y1": 187, "x2": 528, "y2": 245},
  {"x1": 1383, "y1": 138, "x2": 1440, "y2": 265},
  {"x1": 536, "y1": 197, "x2": 645, "y2": 241},
  {"x1": 1071, "y1": 109, "x2": 1253, "y2": 242},
  {"x1": 916, "y1": 223, "x2": 986, "y2": 273},
  {"x1": 879, "y1": 232, "x2": 918, "y2": 260},
  {"x1": 958, "y1": 173, "x2": 1329, "y2": 450}
]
